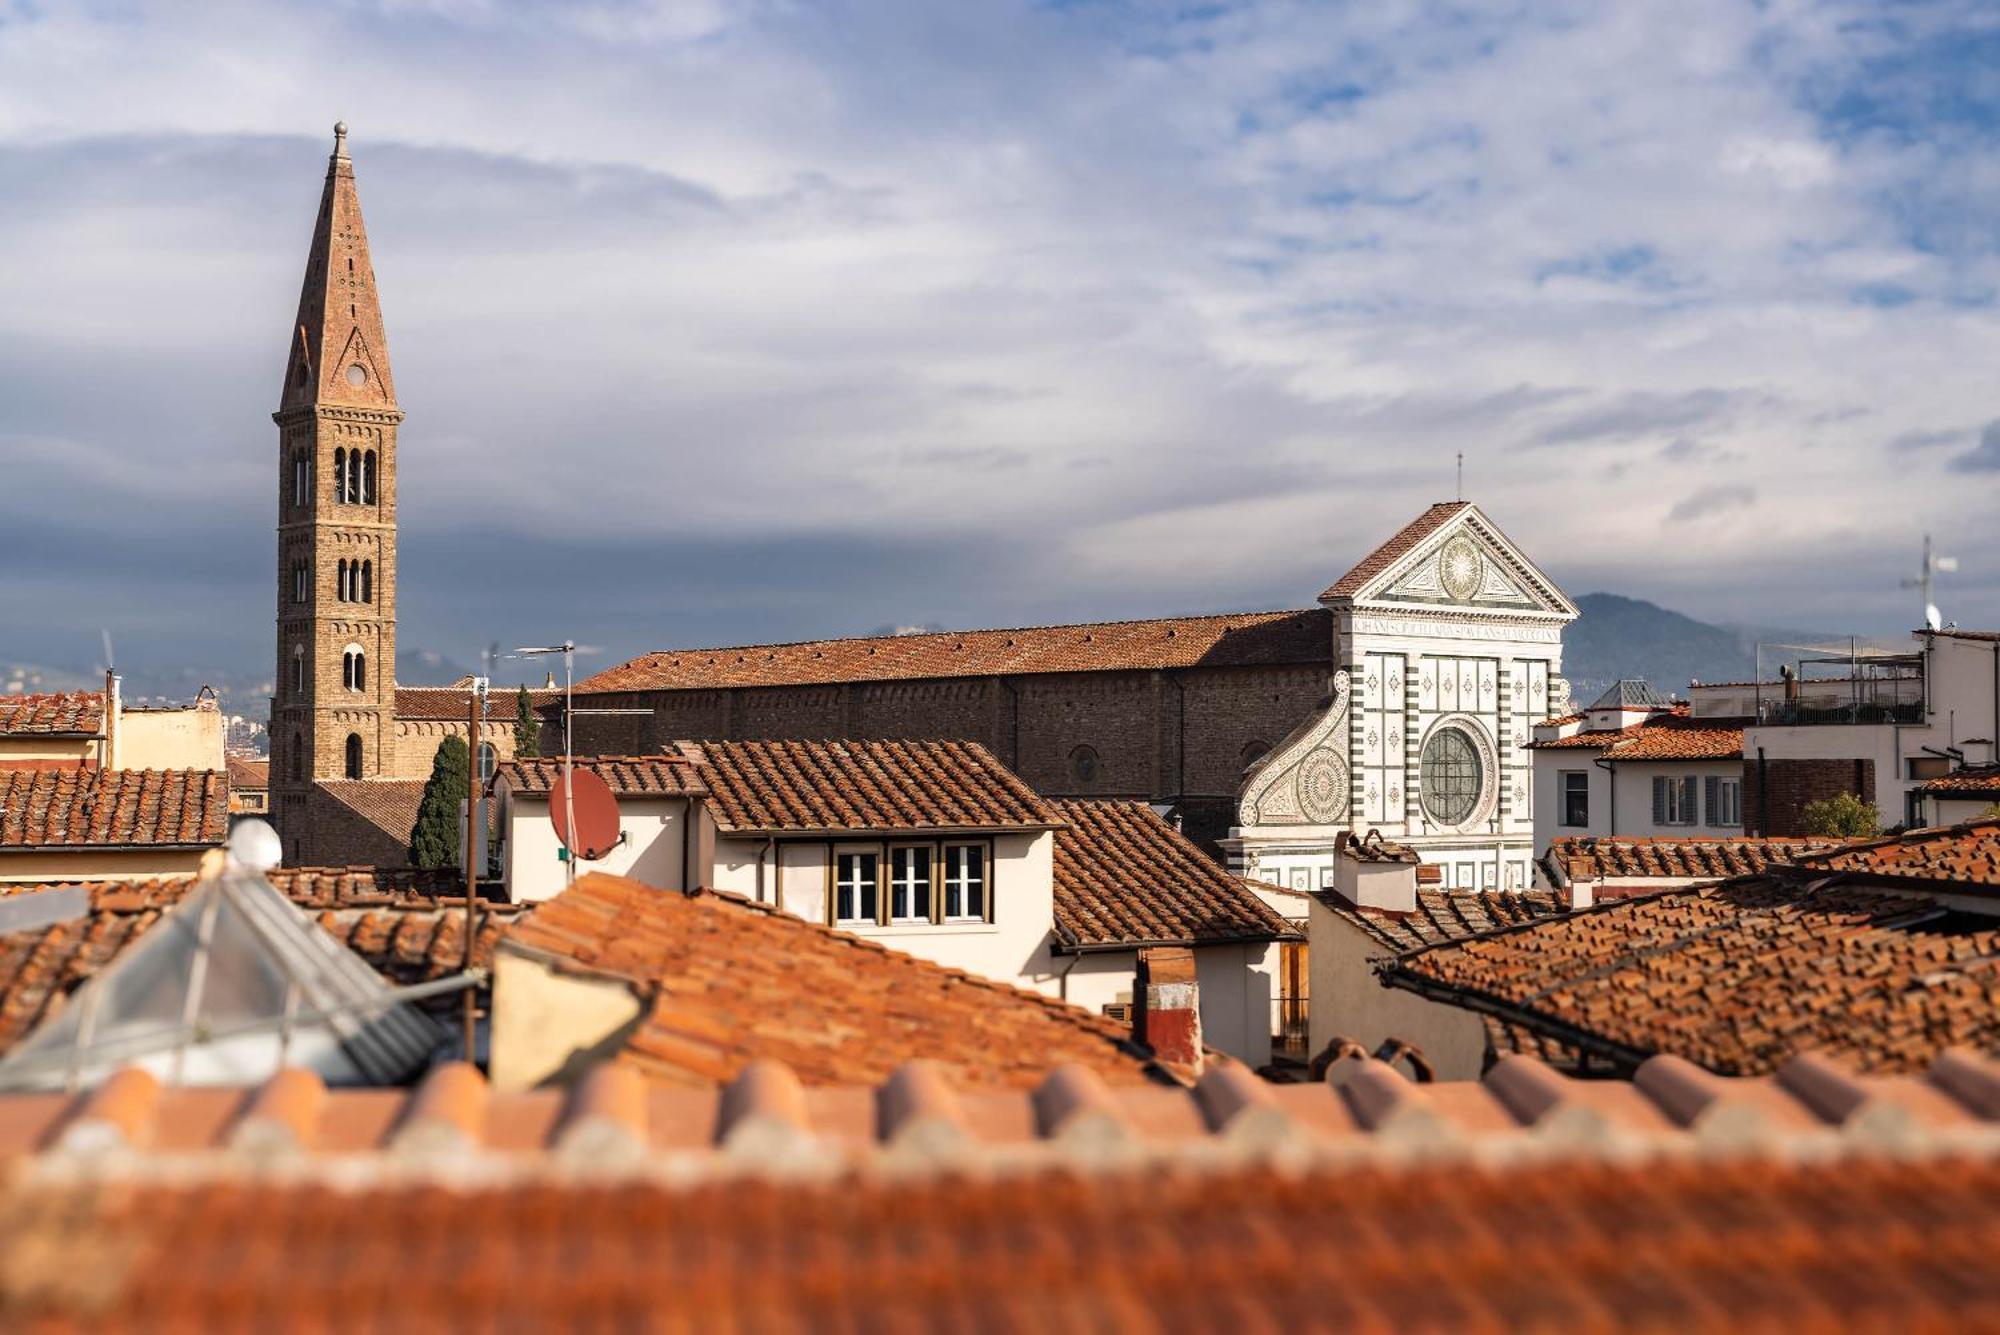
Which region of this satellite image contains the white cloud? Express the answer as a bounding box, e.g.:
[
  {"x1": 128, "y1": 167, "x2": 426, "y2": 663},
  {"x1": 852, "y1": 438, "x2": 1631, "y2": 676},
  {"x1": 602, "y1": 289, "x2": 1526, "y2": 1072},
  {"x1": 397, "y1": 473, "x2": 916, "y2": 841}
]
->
[{"x1": 1, "y1": 0, "x2": 1998, "y2": 664}]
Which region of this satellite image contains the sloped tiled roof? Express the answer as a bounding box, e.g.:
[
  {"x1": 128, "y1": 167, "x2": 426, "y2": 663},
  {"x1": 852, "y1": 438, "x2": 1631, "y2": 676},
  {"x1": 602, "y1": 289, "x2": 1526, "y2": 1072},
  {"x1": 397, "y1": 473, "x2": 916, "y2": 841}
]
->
[
  {"x1": 1316, "y1": 886, "x2": 1572, "y2": 954},
  {"x1": 1049, "y1": 799, "x2": 1294, "y2": 948},
  {"x1": 1797, "y1": 817, "x2": 2000, "y2": 889},
  {"x1": 393, "y1": 686, "x2": 559, "y2": 722},
  {"x1": 0, "y1": 871, "x2": 519, "y2": 1055},
  {"x1": 1528, "y1": 706, "x2": 1742, "y2": 760},
  {"x1": 4, "y1": 1054, "x2": 2000, "y2": 1327},
  {"x1": 313, "y1": 779, "x2": 427, "y2": 852},
  {"x1": 0, "y1": 769, "x2": 226, "y2": 849},
  {"x1": 698, "y1": 738, "x2": 1059, "y2": 833},
  {"x1": 503, "y1": 873, "x2": 1161, "y2": 1088},
  {"x1": 0, "y1": 691, "x2": 104, "y2": 738},
  {"x1": 1388, "y1": 875, "x2": 2000, "y2": 1074},
  {"x1": 224, "y1": 756, "x2": 268, "y2": 789},
  {"x1": 1918, "y1": 765, "x2": 2000, "y2": 795},
  {"x1": 1548, "y1": 836, "x2": 1850, "y2": 883},
  {"x1": 1320, "y1": 501, "x2": 1472, "y2": 600},
  {"x1": 575, "y1": 610, "x2": 1332, "y2": 693},
  {"x1": 494, "y1": 755, "x2": 707, "y2": 798}
]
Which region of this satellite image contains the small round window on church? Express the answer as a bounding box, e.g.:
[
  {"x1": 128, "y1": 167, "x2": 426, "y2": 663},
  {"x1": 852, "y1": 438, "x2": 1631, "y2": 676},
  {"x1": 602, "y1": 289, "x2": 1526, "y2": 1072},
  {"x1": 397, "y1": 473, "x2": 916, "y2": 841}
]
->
[
  {"x1": 1419, "y1": 727, "x2": 1482, "y2": 826},
  {"x1": 1070, "y1": 745, "x2": 1101, "y2": 786},
  {"x1": 345, "y1": 364, "x2": 368, "y2": 388}
]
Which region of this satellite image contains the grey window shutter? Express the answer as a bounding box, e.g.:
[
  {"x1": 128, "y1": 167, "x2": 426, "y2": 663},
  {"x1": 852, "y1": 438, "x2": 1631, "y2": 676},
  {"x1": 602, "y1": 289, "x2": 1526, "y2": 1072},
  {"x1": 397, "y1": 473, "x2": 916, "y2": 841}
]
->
[
  {"x1": 1653, "y1": 777, "x2": 1666, "y2": 825},
  {"x1": 1704, "y1": 776, "x2": 1719, "y2": 825}
]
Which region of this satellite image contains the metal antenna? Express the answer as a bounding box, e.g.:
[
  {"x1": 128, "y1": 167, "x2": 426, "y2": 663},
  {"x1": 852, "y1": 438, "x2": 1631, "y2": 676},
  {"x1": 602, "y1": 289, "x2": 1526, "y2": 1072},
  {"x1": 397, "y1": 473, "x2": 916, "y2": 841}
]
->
[
  {"x1": 1456, "y1": 452, "x2": 1464, "y2": 501},
  {"x1": 512, "y1": 641, "x2": 649, "y2": 890},
  {"x1": 1901, "y1": 533, "x2": 1958, "y2": 630}
]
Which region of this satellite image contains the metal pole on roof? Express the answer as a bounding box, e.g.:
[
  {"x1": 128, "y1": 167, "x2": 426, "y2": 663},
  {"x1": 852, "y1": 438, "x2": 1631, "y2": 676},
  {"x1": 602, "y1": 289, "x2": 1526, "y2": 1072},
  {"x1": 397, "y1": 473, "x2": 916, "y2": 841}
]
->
[{"x1": 463, "y1": 674, "x2": 486, "y2": 1063}]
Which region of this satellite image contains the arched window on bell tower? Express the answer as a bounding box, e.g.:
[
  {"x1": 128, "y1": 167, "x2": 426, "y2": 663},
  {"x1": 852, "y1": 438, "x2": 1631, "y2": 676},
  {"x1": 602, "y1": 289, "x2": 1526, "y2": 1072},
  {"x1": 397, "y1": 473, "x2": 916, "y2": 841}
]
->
[
  {"x1": 342, "y1": 644, "x2": 366, "y2": 692},
  {"x1": 292, "y1": 450, "x2": 309, "y2": 506},
  {"x1": 345, "y1": 733, "x2": 364, "y2": 779},
  {"x1": 363, "y1": 450, "x2": 377, "y2": 505},
  {"x1": 348, "y1": 449, "x2": 363, "y2": 504},
  {"x1": 333, "y1": 447, "x2": 346, "y2": 503},
  {"x1": 292, "y1": 646, "x2": 305, "y2": 696},
  {"x1": 336, "y1": 559, "x2": 348, "y2": 601},
  {"x1": 361, "y1": 559, "x2": 373, "y2": 604}
]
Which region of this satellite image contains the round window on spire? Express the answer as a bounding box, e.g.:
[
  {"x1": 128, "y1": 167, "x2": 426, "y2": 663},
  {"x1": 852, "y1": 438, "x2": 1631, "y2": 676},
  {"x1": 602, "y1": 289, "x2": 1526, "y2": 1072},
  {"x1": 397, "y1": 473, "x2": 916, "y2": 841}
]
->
[{"x1": 346, "y1": 364, "x2": 368, "y2": 388}]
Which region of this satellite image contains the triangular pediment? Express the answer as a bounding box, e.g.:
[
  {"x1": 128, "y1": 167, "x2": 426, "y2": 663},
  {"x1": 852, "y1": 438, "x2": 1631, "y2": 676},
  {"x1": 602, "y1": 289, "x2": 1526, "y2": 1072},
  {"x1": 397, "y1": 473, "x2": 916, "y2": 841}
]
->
[
  {"x1": 1331, "y1": 504, "x2": 1576, "y2": 619},
  {"x1": 328, "y1": 326, "x2": 388, "y2": 403}
]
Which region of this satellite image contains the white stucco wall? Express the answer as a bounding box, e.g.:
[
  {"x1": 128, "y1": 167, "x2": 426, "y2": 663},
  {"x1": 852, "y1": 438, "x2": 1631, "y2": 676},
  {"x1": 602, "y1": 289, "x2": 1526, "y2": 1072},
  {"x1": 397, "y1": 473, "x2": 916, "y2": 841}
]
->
[
  {"x1": 499, "y1": 790, "x2": 692, "y2": 903},
  {"x1": 1306, "y1": 900, "x2": 1488, "y2": 1080},
  {"x1": 710, "y1": 829, "x2": 1062, "y2": 994},
  {"x1": 1048, "y1": 942, "x2": 1275, "y2": 1068},
  {"x1": 118, "y1": 705, "x2": 224, "y2": 772},
  {"x1": 1531, "y1": 750, "x2": 1749, "y2": 861}
]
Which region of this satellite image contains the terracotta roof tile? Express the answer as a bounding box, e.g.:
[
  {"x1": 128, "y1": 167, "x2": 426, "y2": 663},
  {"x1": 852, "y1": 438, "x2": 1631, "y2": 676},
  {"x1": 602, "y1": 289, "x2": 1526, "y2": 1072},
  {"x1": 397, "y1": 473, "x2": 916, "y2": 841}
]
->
[
  {"x1": 313, "y1": 779, "x2": 428, "y2": 850},
  {"x1": 0, "y1": 769, "x2": 226, "y2": 849},
  {"x1": 494, "y1": 755, "x2": 706, "y2": 798},
  {"x1": 224, "y1": 756, "x2": 268, "y2": 789},
  {"x1": 1549, "y1": 836, "x2": 1852, "y2": 882},
  {"x1": 575, "y1": 609, "x2": 1331, "y2": 693},
  {"x1": 1388, "y1": 865, "x2": 2000, "y2": 1074},
  {"x1": 1797, "y1": 817, "x2": 2000, "y2": 889},
  {"x1": 393, "y1": 686, "x2": 559, "y2": 721},
  {"x1": 698, "y1": 738, "x2": 1059, "y2": 833},
  {"x1": 1919, "y1": 765, "x2": 2000, "y2": 796},
  {"x1": 4, "y1": 1054, "x2": 2000, "y2": 1326},
  {"x1": 1319, "y1": 501, "x2": 1472, "y2": 600},
  {"x1": 1318, "y1": 886, "x2": 1573, "y2": 953},
  {"x1": 1529, "y1": 707, "x2": 1742, "y2": 760},
  {"x1": 1049, "y1": 799, "x2": 1295, "y2": 948},
  {"x1": 0, "y1": 691, "x2": 104, "y2": 737},
  {"x1": 503, "y1": 873, "x2": 1161, "y2": 1088}
]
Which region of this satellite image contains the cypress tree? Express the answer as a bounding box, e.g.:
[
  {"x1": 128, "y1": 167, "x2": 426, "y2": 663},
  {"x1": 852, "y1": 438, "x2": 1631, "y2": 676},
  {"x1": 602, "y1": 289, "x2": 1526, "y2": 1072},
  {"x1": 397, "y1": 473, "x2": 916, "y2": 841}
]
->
[
  {"x1": 514, "y1": 684, "x2": 542, "y2": 760},
  {"x1": 410, "y1": 735, "x2": 470, "y2": 868}
]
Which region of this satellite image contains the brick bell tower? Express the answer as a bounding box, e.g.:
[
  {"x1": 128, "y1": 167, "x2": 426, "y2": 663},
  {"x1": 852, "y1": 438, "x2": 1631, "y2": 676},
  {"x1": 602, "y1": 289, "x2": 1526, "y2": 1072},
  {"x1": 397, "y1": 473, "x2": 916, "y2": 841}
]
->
[{"x1": 270, "y1": 123, "x2": 401, "y2": 856}]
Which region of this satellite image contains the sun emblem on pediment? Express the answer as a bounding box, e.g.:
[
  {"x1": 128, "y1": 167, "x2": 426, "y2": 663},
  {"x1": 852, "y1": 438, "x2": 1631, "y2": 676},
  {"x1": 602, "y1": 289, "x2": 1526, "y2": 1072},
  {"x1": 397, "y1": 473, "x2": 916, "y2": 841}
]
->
[{"x1": 1438, "y1": 535, "x2": 1482, "y2": 602}]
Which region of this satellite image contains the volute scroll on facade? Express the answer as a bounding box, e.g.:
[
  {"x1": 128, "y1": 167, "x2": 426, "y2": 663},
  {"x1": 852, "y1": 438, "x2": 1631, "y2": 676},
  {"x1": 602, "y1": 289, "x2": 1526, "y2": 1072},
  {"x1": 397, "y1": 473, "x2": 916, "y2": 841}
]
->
[{"x1": 1238, "y1": 670, "x2": 1351, "y2": 828}]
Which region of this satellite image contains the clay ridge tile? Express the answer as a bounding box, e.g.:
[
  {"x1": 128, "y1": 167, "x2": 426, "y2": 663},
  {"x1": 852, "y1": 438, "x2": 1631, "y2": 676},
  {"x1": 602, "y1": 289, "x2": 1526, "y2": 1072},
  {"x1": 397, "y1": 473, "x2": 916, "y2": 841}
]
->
[
  {"x1": 502, "y1": 873, "x2": 1159, "y2": 1089},
  {"x1": 0, "y1": 691, "x2": 106, "y2": 737},
  {"x1": 0, "y1": 769, "x2": 227, "y2": 848},
  {"x1": 494, "y1": 756, "x2": 707, "y2": 798},
  {"x1": 697, "y1": 738, "x2": 1059, "y2": 833},
  {"x1": 572, "y1": 609, "x2": 1332, "y2": 694},
  {"x1": 1050, "y1": 799, "x2": 1294, "y2": 947}
]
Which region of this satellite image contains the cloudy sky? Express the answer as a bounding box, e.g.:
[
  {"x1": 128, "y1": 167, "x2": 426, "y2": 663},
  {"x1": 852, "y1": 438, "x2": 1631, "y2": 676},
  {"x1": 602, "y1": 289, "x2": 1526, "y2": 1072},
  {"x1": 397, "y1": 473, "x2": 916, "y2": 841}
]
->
[{"x1": 3, "y1": 0, "x2": 1998, "y2": 685}]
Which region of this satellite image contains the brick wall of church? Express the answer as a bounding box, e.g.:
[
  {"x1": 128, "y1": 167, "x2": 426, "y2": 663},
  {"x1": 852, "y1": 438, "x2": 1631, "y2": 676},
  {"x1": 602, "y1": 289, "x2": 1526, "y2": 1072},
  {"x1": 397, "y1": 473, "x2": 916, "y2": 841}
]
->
[{"x1": 565, "y1": 662, "x2": 1333, "y2": 854}]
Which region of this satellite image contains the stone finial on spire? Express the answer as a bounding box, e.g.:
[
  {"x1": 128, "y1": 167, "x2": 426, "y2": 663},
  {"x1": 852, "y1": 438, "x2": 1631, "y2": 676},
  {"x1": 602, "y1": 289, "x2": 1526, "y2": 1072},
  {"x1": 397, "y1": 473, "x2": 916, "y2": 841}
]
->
[{"x1": 332, "y1": 121, "x2": 349, "y2": 158}]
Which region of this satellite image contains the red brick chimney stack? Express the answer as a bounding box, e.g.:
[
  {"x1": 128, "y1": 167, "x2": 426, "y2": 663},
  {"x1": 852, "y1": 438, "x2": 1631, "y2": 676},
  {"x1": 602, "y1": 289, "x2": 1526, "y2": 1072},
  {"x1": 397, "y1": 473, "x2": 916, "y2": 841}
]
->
[{"x1": 1135, "y1": 946, "x2": 1202, "y2": 1074}]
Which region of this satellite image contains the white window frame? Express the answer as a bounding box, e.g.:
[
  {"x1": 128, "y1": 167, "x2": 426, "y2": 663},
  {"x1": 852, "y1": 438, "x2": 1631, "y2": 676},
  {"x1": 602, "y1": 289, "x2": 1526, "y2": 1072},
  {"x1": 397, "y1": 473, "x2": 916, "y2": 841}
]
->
[
  {"x1": 888, "y1": 844, "x2": 934, "y2": 924},
  {"x1": 832, "y1": 846, "x2": 880, "y2": 927},
  {"x1": 1710, "y1": 776, "x2": 1742, "y2": 828},
  {"x1": 941, "y1": 842, "x2": 988, "y2": 923}
]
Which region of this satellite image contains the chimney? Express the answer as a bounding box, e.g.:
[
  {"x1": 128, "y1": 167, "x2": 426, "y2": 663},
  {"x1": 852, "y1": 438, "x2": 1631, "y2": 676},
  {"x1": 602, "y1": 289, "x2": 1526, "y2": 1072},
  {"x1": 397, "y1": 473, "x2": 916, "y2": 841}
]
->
[
  {"x1": 1135, "y1": 946, "x2": 1202, "y2": 1075},
  {"x1": 103, "y1": 669, "x2": 120, "y2": 770},
  {"x1": 1328, "y1": 831, "x2": 1418, "y2": 913}
]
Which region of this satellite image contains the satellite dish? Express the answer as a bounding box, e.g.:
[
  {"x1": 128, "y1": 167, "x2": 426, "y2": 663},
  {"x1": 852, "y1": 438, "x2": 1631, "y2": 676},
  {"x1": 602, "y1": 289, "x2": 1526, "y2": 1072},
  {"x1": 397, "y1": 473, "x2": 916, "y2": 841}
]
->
[
  {"x1": 227, "y1": 818, "x2": 284, "y2": 873},
  {"x1": 549, "y1": 769, "x2": 621, "y2": 861},
  {"x1": 1926, "y1": 603, "x2": 1943, "y2": 631}
]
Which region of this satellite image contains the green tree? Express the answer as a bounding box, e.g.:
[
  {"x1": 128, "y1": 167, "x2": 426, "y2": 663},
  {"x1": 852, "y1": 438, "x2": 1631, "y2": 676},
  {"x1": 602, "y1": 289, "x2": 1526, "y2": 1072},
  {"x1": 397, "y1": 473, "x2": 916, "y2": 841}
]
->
[
  {"x1": 1799, "y1": 792, "x2": 1880, "y2": 838},
  {"x1": 514, "y1": 685, "x2": 542, "y2": 760},
  {"x1": 410, "y1": 736, "x2": 470, "y2": 868}
]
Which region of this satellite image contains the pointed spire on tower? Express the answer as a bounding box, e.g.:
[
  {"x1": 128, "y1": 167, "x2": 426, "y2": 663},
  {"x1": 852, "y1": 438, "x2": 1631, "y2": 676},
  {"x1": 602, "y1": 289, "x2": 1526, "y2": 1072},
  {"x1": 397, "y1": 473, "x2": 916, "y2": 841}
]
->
[{"x1": 278, "y1": 122, "x2": 398, "y2": 415}]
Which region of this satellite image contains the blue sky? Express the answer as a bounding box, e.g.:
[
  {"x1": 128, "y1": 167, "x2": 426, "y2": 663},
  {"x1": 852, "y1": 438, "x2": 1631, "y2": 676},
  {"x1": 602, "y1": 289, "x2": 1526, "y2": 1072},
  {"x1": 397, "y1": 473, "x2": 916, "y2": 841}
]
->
[{"x1": 2, "y1": 0, "x2": 1998, "y2": 687}]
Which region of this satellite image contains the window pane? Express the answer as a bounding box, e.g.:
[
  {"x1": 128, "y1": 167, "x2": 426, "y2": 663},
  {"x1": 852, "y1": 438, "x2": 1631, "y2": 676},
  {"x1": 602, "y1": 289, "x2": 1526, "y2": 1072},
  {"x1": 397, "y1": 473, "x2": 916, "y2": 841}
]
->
[
  {"x1": 891, "y1": 847, "x2": 931, "y2": 922},
  {"x1": 1420, "y1": 728, "x2": 1482, "y2": 826}
]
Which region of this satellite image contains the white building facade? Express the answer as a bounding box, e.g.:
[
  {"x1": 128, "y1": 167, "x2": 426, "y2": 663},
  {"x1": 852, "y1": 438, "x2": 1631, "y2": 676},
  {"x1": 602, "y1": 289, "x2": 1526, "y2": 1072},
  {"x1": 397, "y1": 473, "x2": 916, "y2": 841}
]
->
[{"x1": 1222, "y1": 502, "x2": 1578, "y2": 896}]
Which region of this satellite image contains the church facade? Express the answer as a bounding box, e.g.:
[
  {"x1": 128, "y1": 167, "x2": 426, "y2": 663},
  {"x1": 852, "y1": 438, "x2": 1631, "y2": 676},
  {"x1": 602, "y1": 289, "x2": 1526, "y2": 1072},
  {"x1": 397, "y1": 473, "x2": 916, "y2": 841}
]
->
[{"x1": 1220, "y1": 503, "x2": 1577, "y2": 895}]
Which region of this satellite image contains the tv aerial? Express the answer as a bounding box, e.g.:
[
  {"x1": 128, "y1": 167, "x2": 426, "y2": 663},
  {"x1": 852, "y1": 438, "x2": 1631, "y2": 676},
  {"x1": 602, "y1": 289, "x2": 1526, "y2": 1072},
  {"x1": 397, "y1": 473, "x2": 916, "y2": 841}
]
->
[{"x1": 1902, "y1": 534, "x2": 1958, "y2": 630}]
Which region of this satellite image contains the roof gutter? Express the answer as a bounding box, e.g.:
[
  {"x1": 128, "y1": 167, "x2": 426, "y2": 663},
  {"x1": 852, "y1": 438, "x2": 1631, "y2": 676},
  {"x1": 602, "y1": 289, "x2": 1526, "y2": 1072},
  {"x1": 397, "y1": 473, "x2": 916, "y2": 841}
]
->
[{"x1": 1050, "y1": 929, "x2": 1296, "y2": 956}]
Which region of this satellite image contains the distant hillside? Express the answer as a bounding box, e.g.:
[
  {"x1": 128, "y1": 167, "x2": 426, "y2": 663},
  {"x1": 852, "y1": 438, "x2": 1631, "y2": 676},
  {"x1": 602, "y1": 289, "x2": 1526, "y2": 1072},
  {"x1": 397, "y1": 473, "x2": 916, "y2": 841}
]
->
[{"x1": 1562, "y1": 593, "x2": 1763, "y2": 702}]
